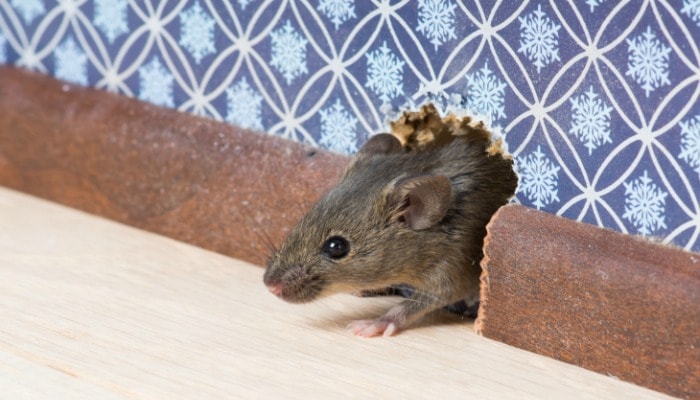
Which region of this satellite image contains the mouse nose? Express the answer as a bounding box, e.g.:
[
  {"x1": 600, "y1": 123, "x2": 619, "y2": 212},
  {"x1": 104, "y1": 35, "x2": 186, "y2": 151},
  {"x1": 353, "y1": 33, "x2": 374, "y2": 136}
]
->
[{"x1": 267, "y1": 282, "x2": 283, "y2": 296}]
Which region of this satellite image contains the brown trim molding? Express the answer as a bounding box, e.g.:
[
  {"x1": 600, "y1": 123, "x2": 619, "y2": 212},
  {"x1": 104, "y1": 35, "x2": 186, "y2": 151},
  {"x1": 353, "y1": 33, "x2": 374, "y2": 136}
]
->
[
  {"x1": 0, "y1": 66, "x2": 349, "y2": 266},
  {"x1": 477, "y1": 204, "x2": 699, "y2": 399}
]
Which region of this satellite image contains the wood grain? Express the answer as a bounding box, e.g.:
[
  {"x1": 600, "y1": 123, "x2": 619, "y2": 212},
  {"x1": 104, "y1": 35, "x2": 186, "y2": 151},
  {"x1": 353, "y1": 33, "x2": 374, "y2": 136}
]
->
[
  {"x1": 477, "y1": 204, "x2": 699, "y2": 399},
  {"x1": 0, "y1": 187, "x2": 673, "y2": 399}
]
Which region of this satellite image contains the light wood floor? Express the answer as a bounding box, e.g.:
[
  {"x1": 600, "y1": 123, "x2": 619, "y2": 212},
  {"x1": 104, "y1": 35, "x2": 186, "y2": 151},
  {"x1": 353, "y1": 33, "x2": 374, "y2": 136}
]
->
[{"x1": 0, "y1": 187, "x2": 673, "y2": 399}]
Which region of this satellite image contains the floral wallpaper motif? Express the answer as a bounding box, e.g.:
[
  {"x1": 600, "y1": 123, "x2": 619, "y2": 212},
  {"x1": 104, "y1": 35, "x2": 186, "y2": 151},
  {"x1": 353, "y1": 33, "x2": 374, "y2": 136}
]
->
[{"x1": 0, "y1": 0, "x2": 698, "y2": 251}]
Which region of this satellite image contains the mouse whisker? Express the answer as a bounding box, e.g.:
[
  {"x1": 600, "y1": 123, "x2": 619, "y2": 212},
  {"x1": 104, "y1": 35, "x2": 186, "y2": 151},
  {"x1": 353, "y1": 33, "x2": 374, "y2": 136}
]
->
[{"x1": 236, "y1": 199, "x2": 279, "y2": 256}]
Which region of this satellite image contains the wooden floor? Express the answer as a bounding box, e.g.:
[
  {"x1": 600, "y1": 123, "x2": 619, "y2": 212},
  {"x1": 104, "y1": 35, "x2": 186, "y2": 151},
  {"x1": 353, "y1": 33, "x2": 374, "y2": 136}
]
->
[{"x1": 0, "y1": 187, "x2": 673, "y2": 399}]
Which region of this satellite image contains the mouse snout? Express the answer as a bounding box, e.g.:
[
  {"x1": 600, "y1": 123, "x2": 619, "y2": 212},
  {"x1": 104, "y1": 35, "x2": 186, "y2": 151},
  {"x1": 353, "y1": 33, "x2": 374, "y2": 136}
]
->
[
  {"x1": 267, "y1": 282, "x2": 283, "y2": 296},
  {"x1": 262, "y1": 265, "x2": 323, "y2": 303}
]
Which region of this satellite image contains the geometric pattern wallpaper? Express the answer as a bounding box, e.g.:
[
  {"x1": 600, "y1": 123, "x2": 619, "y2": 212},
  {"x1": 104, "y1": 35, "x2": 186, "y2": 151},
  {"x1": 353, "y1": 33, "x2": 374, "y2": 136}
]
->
[{"x1": 1, "y1": 0, "x2": 698, "y2": 252}]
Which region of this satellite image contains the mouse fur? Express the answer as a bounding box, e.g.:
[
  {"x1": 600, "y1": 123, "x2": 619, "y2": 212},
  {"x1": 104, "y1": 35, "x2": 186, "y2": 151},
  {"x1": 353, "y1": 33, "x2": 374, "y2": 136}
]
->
[{"x1": 264, "y1": 129, "x2": 517, "y2": 337}]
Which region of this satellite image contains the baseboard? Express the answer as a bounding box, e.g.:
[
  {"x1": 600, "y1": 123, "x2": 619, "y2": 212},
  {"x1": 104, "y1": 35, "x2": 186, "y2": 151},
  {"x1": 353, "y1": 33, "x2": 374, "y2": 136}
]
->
[
  {"x1": 0, "y1": 66, "x2": 348, "y2": 266},
  {"x1": 478, "y1": 204, "x2": 699, "y2": 399}
]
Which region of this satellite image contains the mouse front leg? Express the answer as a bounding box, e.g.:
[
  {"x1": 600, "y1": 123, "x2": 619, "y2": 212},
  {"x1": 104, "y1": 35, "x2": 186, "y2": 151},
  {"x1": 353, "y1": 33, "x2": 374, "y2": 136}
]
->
[
  {"x1": 347, "y1": 261, "x2": 480, "y2": 338},
  {"x1": 346, "y1": 291, "x2": 444, "y2": 338}
]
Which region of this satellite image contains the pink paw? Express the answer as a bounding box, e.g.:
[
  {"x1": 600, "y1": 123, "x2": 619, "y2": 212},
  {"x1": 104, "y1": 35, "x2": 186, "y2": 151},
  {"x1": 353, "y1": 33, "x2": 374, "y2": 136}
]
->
[{"x1": 347, "y1": 319, "x2": 398, "y2": 338}]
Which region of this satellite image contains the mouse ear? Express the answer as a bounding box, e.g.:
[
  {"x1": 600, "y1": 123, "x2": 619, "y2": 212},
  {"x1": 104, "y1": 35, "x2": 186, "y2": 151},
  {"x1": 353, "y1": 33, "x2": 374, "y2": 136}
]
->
[
  {"x1": 358, "y1": 133, "x2": 403, "y2": 156},
  {"x1": 389, "y1": 175, "x2": 452, "y2": 231}
]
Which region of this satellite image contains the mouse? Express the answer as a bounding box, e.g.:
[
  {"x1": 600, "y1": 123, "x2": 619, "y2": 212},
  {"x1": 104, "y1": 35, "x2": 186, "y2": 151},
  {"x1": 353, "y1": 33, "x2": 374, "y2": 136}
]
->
[{"x1": 263, "y1": 110, "x2": 517, "y2": 337}]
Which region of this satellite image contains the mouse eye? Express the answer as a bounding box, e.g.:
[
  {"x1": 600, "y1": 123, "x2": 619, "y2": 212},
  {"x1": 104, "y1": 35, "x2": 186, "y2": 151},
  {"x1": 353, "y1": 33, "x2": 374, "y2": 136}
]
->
[{"x1": 322, "y1": 236, "x2": 350, "y2": 259}]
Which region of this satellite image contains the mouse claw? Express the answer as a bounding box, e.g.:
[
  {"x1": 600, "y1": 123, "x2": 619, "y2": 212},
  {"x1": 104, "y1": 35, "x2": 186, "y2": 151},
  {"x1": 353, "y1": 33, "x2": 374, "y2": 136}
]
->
[{"x1": 347, "y1": 319, "x2": 398, "y2": 338}]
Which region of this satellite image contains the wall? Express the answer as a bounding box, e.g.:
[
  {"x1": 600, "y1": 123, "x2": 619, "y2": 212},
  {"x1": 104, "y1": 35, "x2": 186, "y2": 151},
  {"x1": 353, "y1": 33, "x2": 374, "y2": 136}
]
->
[{"x1": 0, "y1": 0, "x2": 698, "y2": 251}]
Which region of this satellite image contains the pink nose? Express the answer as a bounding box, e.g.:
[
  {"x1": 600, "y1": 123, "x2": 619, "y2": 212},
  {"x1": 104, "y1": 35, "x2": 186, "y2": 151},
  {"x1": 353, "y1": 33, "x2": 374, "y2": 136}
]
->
[{"x1": 267, "y1": 283, "x2": 283, "y2": 296}]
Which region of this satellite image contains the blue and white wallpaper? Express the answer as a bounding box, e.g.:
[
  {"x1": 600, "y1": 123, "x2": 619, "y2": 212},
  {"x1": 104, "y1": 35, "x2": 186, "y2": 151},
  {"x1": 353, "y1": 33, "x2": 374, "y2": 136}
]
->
[{"x1": 1, "y1": 0, "x2": 699, "y2": 252}]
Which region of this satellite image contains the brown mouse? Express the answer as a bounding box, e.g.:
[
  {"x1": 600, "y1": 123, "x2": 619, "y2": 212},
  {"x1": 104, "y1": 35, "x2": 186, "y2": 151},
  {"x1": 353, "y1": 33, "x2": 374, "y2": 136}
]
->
[{"x1": 263, "y1": 122, "x2": 517, "y2": 337}]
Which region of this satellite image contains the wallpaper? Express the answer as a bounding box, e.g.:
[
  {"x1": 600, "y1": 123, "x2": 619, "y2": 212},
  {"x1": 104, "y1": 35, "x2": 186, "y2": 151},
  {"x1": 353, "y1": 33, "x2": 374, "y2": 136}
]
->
[{"x1": 0, "y1": 0, "x2": 698, "y2": 252}]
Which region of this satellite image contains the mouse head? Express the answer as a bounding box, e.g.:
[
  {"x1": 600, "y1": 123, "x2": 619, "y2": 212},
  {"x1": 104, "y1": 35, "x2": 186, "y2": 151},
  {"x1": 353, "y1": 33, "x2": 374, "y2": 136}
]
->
[{"x1": 263, "y1": 134, "x2": 453, "y2": 303}]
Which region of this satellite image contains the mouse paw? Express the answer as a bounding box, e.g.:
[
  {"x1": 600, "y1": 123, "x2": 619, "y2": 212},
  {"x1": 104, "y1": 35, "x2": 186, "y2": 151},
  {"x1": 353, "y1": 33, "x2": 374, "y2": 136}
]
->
[{"x1": 347, "y1": 319, "x2": 399, "y2": 338}]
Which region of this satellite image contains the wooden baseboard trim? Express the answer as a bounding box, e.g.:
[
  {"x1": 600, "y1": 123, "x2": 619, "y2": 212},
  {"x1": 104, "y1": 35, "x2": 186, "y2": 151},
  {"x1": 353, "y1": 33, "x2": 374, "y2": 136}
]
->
[
  {"x1": 0, "y1": 66, "x2": 348, "y2": 266},
  {"x1": 477, "y1": 204, "x2": 699, "y2": 399}
]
